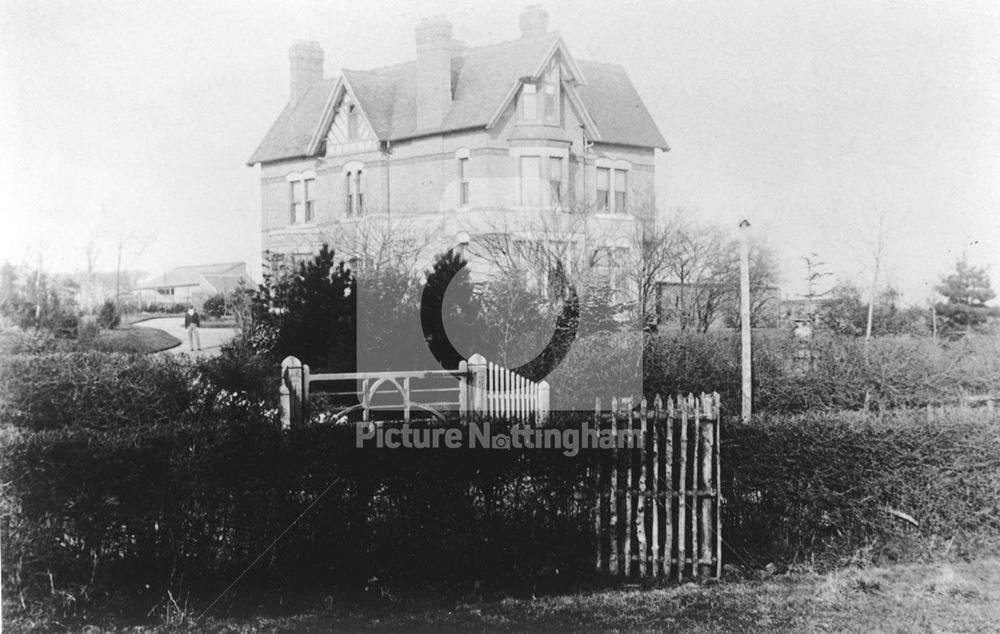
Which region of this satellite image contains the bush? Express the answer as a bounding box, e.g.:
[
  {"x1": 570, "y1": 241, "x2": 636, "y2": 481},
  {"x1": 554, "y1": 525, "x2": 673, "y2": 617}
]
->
[
  {"x1": 0, "y1": 416, "x2": 594, "y2": 621},
  {"x1": 97, "y1": 299, "x2": 121, "y2": 329},
  {"x1": 0, "y1": 352, "x2": 194, "y2": 430},
  {"x1": 203, "y1": 293, "x2": 227, "y2": 318},
  {"x1": 723, "y1": 408, "x2": 1000, "y2": 569}
]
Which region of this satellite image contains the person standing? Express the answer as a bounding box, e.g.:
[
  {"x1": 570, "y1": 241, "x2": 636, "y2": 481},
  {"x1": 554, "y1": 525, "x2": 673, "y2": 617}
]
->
[{"x1": 184, "y1": 305, "x2": 201, "y2": 351}]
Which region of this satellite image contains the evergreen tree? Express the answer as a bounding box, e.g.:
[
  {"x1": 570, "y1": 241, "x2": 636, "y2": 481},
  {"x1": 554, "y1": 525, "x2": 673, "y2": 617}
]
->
[{"x1": 935, "y1": 256, "x2": 999, "y2": 333}]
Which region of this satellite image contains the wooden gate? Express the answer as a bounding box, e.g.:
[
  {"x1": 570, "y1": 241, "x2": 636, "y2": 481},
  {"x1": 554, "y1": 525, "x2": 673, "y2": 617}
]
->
[{"x1": 593, "y1": 393, "x2": 721, "y2": 580}]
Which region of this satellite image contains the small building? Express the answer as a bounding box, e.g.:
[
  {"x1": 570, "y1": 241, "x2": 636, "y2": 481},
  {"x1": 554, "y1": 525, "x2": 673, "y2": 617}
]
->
[{"x1": 136, "y1": 262, "x2": 253, "y2": 310}]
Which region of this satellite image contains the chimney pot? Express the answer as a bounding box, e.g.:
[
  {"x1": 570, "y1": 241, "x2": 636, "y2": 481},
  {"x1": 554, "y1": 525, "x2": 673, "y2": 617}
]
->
[{"x1": 519, "y1": 5, "x2": 549, "y2": 38}]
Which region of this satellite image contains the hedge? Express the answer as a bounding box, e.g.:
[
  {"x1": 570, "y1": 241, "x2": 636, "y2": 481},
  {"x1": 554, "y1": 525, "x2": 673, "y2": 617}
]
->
[
  {"x1": 1, "y1": 417, "x2": 595, "y2": 622},
  {"x1": 723, "y1": 408, "x2": 1000, "y2": 569}
]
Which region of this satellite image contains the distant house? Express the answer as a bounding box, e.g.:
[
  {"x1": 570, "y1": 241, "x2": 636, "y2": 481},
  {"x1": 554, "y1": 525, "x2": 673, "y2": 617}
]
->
[{"x1": 136, "y1": 262, "x2": 253, "y2": 309}]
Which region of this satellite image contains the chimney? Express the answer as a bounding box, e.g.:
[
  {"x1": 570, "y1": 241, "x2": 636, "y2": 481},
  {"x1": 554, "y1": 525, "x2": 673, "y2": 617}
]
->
[
  {"x1": 519, "y1": 5, "x2": 549, "y2": 38},
  {"x1": 289, "y1": 41, "x2": 324, "y2": 103},
  {"x1": 415, "y1": 16, "x2": 453, "y2": 130}
]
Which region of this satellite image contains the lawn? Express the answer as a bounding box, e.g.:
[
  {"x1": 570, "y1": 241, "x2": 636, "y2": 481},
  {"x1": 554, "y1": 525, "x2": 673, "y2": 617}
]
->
[
  {"x1": 92, "y1": 326, "x2": 180, "y2": 353},
  {"x1": 25, "y1": 559, "x2": 995, "y2": 633}
]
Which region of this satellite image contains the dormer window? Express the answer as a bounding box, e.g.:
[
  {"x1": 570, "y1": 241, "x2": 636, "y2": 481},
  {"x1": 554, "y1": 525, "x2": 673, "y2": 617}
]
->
[
  {"x1": 519, "y1": 62, "x2": 560, "y2": 124},
  {"x1": 521, "y1": 83, "x2": 538, "y2": 121},
  {"x1": 544, "y1": 82, "x2": 557, "y2": 121}
]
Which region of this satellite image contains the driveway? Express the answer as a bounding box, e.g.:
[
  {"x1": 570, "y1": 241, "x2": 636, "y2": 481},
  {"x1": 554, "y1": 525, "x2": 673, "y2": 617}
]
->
[{"x1": 137, "y1": 317, "x2": 238, "y2": 359}]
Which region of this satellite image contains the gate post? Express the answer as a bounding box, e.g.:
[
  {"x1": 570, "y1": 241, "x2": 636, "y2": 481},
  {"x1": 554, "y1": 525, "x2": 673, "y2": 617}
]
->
[
  {"x1": 280, "y1": 356, "x2": 305, "y2": 429},
  {"x1": 537, "y1": 380, "x2": 550, "y2": 424},
  {"x1": 468, "y1": 354, "x2": 487, "y2": 418}
]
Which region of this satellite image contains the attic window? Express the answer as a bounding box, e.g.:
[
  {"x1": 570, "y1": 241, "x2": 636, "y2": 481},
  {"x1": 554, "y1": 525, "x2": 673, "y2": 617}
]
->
[
  {"x1": 521, "y1": 84, "x2": 537, "y2": 121},
  {"x1": 347, "y1": 104, "x2": 358, "y2": 140}
]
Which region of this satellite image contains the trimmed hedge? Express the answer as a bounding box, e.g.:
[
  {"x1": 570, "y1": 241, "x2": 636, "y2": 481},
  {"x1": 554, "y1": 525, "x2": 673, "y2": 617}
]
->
[
  {"x1": 723, "y1": 408, "x2": 1000, "y2": 569},
  {"x1": 1, "y1": 417, "x2": 596, "y2": 621}
]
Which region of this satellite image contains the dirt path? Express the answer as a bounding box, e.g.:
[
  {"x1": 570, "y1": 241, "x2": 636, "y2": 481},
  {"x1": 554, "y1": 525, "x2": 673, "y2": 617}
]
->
[{"x1": 137, "y1": 317, "x2": 237, "y2": 359}]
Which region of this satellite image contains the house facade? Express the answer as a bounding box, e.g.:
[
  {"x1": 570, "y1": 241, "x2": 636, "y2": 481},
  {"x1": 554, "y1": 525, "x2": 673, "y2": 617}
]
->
[{"x1": 248, "y1": 6, "x2": 668, "y2": 293}]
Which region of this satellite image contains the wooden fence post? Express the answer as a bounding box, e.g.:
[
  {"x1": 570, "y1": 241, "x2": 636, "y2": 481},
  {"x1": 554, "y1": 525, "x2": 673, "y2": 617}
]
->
[
  {"x1": 699, "y1": 393, "x2": 714, "y2": 578},
  {"x1": 280, "y1": 356, "x2": 304, "y2": 429}
]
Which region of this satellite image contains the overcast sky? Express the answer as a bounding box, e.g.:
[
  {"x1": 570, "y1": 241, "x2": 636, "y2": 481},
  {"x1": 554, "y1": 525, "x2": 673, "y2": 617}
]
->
[{"x1": 1, "y1": 0, "x2": 998, "y2": 302}]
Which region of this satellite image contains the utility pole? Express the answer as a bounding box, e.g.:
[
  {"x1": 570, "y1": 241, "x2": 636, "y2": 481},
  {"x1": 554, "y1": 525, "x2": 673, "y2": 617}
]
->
[{"x1": 739, "y1": 219, "x2": 751, "y2": 423}]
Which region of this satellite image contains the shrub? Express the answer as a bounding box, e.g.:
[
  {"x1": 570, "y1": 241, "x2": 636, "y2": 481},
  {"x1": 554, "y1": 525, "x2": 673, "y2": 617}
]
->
[
  {"x1": 96, "y1": 299, "x2": 121, "y2": 329},
  {"x1": 0, "y1": 352, "x2": 194, "y2": 430},
  {"x1": 1, "y1": 417, "x2": 594, "y2": 621},
  {"x1": 203, "y1": 293, "x2": 227, "y2": 318},
  {"x1": 723, "y1": 408, "x2": 1000, "y2": 569}
]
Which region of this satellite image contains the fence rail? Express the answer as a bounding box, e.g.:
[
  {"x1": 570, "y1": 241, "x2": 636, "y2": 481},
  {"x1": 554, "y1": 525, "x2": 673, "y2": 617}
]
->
[
  {"x1": 593, "y1": 392, "x2": 721, "y2": 581},
  {"x1": 279, "y1": 353, "x2": 549, "y2": 427}
]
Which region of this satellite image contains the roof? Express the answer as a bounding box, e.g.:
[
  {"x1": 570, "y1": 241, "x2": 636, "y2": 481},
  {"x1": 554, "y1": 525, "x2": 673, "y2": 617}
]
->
[
  {"x1": 248, "y1": 79, "x2": 338, "y2": 165},
  {"x1": 137, "y1": 262, "x2": 251, "y2": 291},
  {"x1": 248, "y1": 33, "x2": 668, "y2": 165}
]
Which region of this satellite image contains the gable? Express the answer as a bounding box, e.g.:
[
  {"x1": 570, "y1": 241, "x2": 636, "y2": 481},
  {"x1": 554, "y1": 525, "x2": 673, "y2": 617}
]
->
[
  {"x1": 250, "y1": 32, "x2": 668, "y2": 165},
  {"x1": 324, "y1": 84, "x2": 378, "y2": 153}
]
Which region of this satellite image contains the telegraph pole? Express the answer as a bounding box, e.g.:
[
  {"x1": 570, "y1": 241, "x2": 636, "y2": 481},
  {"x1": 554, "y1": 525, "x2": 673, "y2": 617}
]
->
[{"x1": 739, "y1": 219, "x2": 751, "y2": 423}]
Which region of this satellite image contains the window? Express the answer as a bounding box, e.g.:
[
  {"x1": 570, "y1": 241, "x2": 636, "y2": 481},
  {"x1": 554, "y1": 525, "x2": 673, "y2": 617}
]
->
[
  {"x1": 304, "y1": 178, "x2": 315, "y2": 222},
  {"x1": 595, "y1": 164, "x2": 630, "y2": 214},
  {"x1": 548, "y1": 156, "x2": 563, "y2": 205},
  {"x1": 614, "y1": 169, "x2": 627, "y2": 213},
  {"x1": 596, "y1": 167, "x2": 610, "y2": 212},
  {"x1": 520, "y1": 156, "x2": 542, "y2": 207},
  {"x1": 286, "y1": 171, "x2": 316, "y2": 225},
  {"x1": 345, "y1": 170, "x2": 364, "y2": 216},
  {"x1": 544, "y1": 82, "x2": 557, "y2": 121},
  {"x1": 458, "y1": 157, "x2": 470, "y2": 206},
  {"x1": 289, "y1": 180, "x2": 303, "y2": 223},
  {"x1": 521, "y1": 83, "x2": 537, "y2": 121},
  {"x1": 347, "y1": 104, "x2": 358, "y2": 140}
]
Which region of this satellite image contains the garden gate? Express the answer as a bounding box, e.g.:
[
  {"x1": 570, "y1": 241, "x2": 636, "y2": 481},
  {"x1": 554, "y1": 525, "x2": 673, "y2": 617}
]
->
[
  {"x1": 593, "y1": 393, "x2": 722, "y2": 580},
  {"x1": 279, "y1": 353, "x2": 549, "y2": 426}
]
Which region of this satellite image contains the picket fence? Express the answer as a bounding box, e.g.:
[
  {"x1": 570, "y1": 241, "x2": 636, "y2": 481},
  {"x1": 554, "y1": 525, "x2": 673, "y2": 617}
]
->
[
  {"x1": 593, "y1": 393, "x2": 722, "y2": 580},
  {"x1": 279, "y1": 353, "x2": 549, "y2": 427}
]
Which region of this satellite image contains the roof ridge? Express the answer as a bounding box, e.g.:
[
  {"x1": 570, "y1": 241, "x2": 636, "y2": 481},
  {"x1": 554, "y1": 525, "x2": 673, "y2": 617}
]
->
[
  {"x1": 173, "y1": 262, "x2": 245, "y2": 270},
  {"x1": 351, "y1": 31, "x2": 562, "y2": 76}
]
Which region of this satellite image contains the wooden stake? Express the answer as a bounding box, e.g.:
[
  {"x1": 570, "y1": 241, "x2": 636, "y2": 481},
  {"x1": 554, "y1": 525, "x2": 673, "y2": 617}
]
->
[
  {"x1": 677, "y1": 395, "x2": 688, "y2": 581},
  {"x1": 739, "y1": 219, "x2": 752, "y2": 423},
  {"x1": 645, "y1": 397, "x2": 658, "y2": 578}
]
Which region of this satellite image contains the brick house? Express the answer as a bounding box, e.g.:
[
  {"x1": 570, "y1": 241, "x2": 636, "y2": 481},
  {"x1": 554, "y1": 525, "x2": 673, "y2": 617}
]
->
[{"x1": 248, "y1": 6, "x2": 668, "y2": 294}]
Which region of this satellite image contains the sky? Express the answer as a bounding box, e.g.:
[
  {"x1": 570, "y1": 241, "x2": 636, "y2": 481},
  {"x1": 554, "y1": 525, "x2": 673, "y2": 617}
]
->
[{"x1": 1, "y1": 0, "x2": 998, "y2": 303}]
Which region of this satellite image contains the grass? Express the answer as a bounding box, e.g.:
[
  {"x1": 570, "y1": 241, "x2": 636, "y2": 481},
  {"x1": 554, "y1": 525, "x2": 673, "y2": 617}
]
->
[
  {"x1": 15, "y1": 559, "x2": 997, "y2": 633},
  {"x1": 91, "y1": 326, "x2": 180, "y2": 353}
]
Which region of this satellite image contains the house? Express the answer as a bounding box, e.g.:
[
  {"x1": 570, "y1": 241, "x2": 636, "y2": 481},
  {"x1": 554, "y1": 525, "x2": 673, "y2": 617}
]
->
[
  {"x1": 248, "y1": 5, "x2": 668, "y2": 296},
  {"x1": 136, "y1": 262, "x2": 253, "y2": 309}
]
